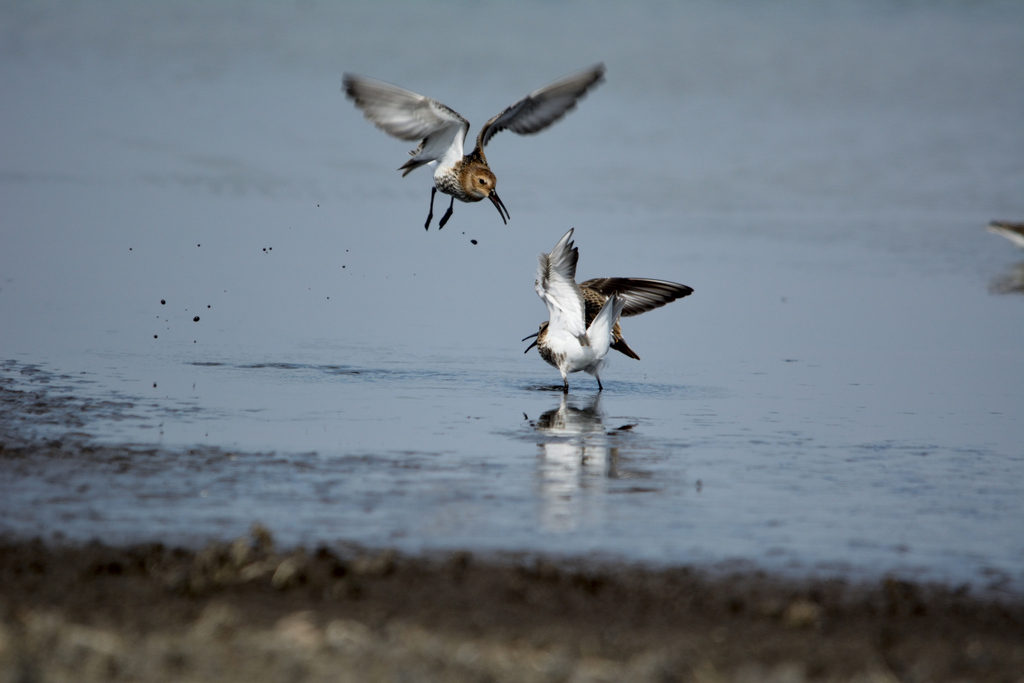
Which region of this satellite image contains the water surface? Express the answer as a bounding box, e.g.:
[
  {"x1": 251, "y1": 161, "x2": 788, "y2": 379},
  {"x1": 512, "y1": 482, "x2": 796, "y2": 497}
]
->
[{"x1": 1, "y1": 1, "x2": 1023, "y2": 593}]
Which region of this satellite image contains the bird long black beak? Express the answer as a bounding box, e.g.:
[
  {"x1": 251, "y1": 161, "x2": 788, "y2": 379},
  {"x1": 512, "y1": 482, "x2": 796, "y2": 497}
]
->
[
  {"x1": 522, "y1": 331, "x2": 539, "y2": 353},
  {"x1": 489, "y1": 191, "x2": 509, "y2": 224}
]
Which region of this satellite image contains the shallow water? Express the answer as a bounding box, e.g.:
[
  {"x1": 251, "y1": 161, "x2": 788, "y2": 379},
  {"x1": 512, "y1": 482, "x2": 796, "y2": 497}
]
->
[{"x1": 1, "y1": 1, "x2": 1023, "y2": 592}]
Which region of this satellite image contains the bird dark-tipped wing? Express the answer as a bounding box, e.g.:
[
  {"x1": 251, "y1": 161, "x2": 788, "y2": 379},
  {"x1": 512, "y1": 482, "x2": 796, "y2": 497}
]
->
[
  {"x1": 580, "y1": 278, "x2": 693, "y2": 318},
  {"x1": 475, "y1": 64, "x2": 605, "y2": 150}
]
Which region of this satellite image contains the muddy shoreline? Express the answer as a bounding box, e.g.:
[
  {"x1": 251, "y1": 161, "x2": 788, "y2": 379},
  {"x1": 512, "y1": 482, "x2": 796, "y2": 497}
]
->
[
  {"x1": 1, "y1": 526, "x2": 1022, "y2": 682},
  {"x1": 2, "y1": 374, "x2": 1024, "y2": 681}
]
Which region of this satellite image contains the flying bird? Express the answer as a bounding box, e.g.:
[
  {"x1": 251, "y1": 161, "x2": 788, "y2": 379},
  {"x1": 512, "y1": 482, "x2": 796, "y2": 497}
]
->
[{"x1": 342, "y1": 64, "x2": 605, "y2": 230}]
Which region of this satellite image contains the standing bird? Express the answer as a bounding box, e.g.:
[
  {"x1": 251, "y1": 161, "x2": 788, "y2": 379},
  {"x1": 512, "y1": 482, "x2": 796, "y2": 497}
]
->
[
  {"x1": 342, "y1": 64, "x2": 605, "y2": 230},
  {"x1": 525, "y1": 230, "x2": 693, "y2": 391},
  {"x1": 529, "y1": 228, "x2": 625, "y2": 393}
]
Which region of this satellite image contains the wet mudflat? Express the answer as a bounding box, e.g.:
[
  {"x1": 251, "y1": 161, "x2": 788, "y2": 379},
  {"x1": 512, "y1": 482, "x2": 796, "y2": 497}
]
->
[{"x1": 2, "y1": 529, "x2": 1023, "y2": 683}]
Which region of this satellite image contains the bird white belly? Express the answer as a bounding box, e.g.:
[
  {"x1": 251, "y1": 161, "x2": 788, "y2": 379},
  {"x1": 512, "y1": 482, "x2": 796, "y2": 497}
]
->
[
  {"x1": 433, "y1": 145, "x2": 463, "y2": 181},
  {"x1": 544, "y1": 330, "x2": 600, "y2": 374}
]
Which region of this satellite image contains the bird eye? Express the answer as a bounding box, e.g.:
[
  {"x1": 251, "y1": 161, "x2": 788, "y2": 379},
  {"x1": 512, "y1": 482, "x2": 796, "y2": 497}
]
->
[{"x1": 478, "y1": 178, "x2": 486, "y2": 185}]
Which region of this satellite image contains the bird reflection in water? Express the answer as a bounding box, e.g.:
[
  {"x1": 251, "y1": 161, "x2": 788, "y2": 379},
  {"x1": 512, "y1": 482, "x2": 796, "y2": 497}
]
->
[{"x1": 531, "y1": 394, "x2": 638, "y2": 532}]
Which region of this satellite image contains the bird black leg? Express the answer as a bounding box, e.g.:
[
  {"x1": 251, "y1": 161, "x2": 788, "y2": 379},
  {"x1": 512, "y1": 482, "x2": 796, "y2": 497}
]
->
[
  {"x1": 597, "y1": 377, "x2": 604, "y2": 392},
  {"x1": 438, "y1": 196, "x2": 456, "y2": 229},
  {"x1": 563, "y1": 378, "x2": 569, "y2": 394},
  {"x1": 424, "y1": 187, "x2": 437, "y2": 231}
]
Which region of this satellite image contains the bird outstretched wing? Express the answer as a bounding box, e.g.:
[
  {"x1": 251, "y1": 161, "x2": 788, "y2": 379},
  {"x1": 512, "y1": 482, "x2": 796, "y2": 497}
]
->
[
  {"x1": 536, "y1": 229, "x2": 586, "y2": 341},
  {"x1": 579, "y1": 278, "x2": 693, "y2": 317},
  {"x1": 475, "y1": 64, "x2": 605, "y2": 151},
  {"x1": 342, "y1": 74, "x2": 470, "y2": 176}
]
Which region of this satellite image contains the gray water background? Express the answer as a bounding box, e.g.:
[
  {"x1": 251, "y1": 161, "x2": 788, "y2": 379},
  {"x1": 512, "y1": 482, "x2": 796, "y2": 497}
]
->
[{"x1": 1, "y1": 1, "x2": 1023, "y2": 592}]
